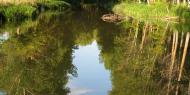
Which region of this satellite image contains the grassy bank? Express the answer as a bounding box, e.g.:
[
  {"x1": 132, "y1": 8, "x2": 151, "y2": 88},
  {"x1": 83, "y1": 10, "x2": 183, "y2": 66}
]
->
[
  {"x1": 0, "y1": 5, "x2": 36, "y2": 21},
  {"x1": 0, "y1": 0, "x2": 70, "y2": 22},
  {"x1": 113, "y1": 2, "x2": 190, "y2": 22}
]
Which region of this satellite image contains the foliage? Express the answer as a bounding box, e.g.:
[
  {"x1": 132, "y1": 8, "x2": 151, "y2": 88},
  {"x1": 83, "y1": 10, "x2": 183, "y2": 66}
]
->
[{"x1": 0, "y1": 11, "x2": 77, "y2": 95}]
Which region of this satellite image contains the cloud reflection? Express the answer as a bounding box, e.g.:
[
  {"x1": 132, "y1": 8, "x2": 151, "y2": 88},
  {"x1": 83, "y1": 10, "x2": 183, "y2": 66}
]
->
[{"x1": 69, "y1": 87, "x2": 93, "y2": 95}]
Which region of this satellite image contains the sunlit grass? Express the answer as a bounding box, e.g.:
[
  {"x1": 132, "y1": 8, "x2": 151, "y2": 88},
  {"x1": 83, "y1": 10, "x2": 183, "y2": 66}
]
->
[
  {"x1": 113, "y1": 2, "x2": 188, "y2": 21},
  {"x1": 0, "y1": 0, "x2": 56, "y2": 5},
  {"x1": 0, "y1": 0, "x2": 71, "y2": 21},
  {"x1": 0, "y1": 0, "x2": 68, "y2": 5},
  {"x1": 0, "y1": 0, "x2": 37, "y2": 5},
  {"x1": 0, "y1": 5, "x2": 36, "y2": 21}
]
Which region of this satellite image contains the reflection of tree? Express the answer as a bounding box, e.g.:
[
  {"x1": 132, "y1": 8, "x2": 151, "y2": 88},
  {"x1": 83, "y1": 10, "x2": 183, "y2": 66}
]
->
[
  {"x1": 0, "y1": 12, "x2": 77, "y2": 95},
  {"x1": 75, "y1": 29, "x2": 96, "y2": 46},
  {"x1": 97, "y1": 19, "x2": 190, "y2": 95},
  {"x1": 0, "y1": 10, "x2": 112, "y2": 95},
  {"x1": 1, "y1": 10, "x2": 190, "y2": 95}
]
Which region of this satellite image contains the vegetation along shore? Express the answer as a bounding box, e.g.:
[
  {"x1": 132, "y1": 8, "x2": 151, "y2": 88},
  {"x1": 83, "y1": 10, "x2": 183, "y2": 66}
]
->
[
  {"x1": 0, "y1": 0, "x2": 70, "y2": 22},
  {"x1": 113, "y1": 0, "x2": 190, "y2": 23},
  {"x1": 0, "y1": 0, "x2": 190, "y2": 23}
]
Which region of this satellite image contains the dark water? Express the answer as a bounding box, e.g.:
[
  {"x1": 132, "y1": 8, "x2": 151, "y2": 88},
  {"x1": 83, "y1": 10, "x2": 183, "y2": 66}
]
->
[{"x1": 0, "y1": 10, "x2": 190, "y2": 95}]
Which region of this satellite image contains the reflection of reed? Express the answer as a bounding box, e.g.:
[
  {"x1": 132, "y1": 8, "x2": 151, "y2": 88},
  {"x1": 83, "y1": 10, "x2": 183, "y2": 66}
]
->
[
  {"x1": 180, "y1": 32, "x2": 184, "y2": 49},
  {"x1": 123, "y1": 19, "x2": 189, "y2": 94},
  {"x1": 167, "y1": 32, "x2": 178, "y2": 95},
  {"x1": 189, "y1": 82, "x2": 190, "y2": 95},
  {"x1": 16, "y1": 27, "x2": 20, "y2": 35},
  {"x1": 178, "y1": 32, "x2": 189, "y2": 81},
  {"x1": 175, "y1": 32, "x2": 190, "y2": 95},
  {"x1": 178, "y1": 32, "x2": 184, "y2": 71},
  {"x1": 129, "y1": 21, "x2": 139, "y2": 54},
  {"x1": 140, "y1": 22, "x2": 148, "y2": 50}
]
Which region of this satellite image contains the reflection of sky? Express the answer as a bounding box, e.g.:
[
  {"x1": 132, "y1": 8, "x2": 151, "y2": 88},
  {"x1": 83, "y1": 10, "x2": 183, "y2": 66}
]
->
[
  {"x1": 0, "y1": 32, "x2": 9, "y2": 44},
  {"x1": 0, "y1": 91, "x2": 5, "y2": 95},
  {"x1": 67, "y1": 41, "x2": 111, "y2": 95}
]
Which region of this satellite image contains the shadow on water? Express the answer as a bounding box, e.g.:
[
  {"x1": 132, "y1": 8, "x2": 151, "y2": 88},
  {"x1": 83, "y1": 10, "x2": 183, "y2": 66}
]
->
[{"x1": 0, "y1": 8, "x2": 190, "y2": 95}]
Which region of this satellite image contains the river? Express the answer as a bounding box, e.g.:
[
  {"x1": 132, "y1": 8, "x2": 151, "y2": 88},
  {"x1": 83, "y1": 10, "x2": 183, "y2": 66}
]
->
[{"x1": 0, "y1": 9, "x2": 190, "y2": 95}]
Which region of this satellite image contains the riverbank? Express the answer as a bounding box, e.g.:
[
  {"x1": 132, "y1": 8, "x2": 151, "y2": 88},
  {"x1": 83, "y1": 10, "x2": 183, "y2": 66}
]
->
[
  {"x1": 113, "y1": 2, "x2": 190, "y2": 22},
  {"x1": 0, "y1": 0, "x2": 70, "y2": 22}
]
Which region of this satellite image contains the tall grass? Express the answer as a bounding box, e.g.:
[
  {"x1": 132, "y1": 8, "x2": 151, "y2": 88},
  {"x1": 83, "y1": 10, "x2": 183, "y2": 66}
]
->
[
  {"x1": 113, "y1": 2, "x2": 188, "y2": 21},
  {"x1": 0, "y1": 0, "x2": 71, "y2": 22},
  {"x1": 0, "y1": 5, "x2": 36, "y2": 20}
]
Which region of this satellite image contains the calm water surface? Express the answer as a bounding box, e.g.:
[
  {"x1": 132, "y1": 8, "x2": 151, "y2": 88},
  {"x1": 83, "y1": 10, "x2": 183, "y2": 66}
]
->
[
  {"x1": 67, "y1": 41, "x2": 111, "y2": 95},
  {"x1": 0, "y1": 10, "x2": 190, "y2": 95}
]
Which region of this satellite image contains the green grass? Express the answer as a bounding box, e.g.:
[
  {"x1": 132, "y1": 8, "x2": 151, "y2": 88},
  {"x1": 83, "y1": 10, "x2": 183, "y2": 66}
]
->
[
  {"x1": 0, "y1": 5, "x2": 36, "y2": 21},
  {"x1": 113, "y1": 2, "x2": 188, "y2": 21},
  {"x1": 0, "y1": 0, "x2": 71, "y2": 22},
  {"x1": 113, "y1": 2, "x2": 190, "y2": 32},
  {"x1": 176, "y1": 6, "x2": 190, "y2": 21}
]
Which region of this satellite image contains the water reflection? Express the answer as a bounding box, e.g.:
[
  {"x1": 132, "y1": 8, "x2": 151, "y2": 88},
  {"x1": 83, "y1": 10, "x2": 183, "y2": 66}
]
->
[
  {"x1": 0, "y1": 10, "x2": 190, "y2": 95},
  {"x1": 68, "y1": 41, "x2": 111, "y2": 95},
  {"x1": 0, "y1": 32, "x2": 9, "y2": 44},
  {"x1": 0, "y1": 91, "x2": 6, "y2": 95},
  {"x1": 0, "y1": 12, "x2": 77, "y2": 95}
]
